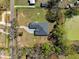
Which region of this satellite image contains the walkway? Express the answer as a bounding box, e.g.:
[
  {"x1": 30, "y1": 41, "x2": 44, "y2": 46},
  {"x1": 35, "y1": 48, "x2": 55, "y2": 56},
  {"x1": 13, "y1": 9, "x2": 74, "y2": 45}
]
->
[{"x1": 14, "y1": 5, "x2": 35, "y2": 8}]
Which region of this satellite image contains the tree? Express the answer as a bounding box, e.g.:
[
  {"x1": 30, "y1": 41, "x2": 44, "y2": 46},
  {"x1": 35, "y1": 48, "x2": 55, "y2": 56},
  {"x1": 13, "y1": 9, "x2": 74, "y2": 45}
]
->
[
  {"x1": 48, "y1": 23, "x2": 68, "y2": 55},
  {"x1": 46, "y1": 10, "x2": 57, "y2": 23},
  {"x1": 46, "y1": 0, "x2": 60, "y2": 23},
  {"x1": 47, "y1": 0, "x2": 60, "y2": 9},
  {"x1": 25, "y1": 43, "x2": 54, "y2": 59},
  {"x1": 64, "y1": 8, "x2": 77, "y2": 18},
  {"x1": 41, "y1": 43, "x2": 53, "y2": 56}
]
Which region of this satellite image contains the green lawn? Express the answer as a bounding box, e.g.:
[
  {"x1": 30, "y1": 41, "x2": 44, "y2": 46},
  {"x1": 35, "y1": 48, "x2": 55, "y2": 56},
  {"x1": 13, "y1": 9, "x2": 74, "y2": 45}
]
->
[
  {"x1": 65, "y1": 16, "x2": 79, "y2": 40},
  {"x1": 18, "y1": 8, "x2": 47, "y2": 22},
  {"x1": 15, "y1": 0, "x2": 39, "y2": 6}
]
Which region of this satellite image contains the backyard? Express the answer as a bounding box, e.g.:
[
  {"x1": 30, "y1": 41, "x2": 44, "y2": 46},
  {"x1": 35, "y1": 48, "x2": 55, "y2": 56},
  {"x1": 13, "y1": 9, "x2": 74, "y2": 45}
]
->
[{"x1": 65, "y1": 16, "x2": 79, "y2": 40}]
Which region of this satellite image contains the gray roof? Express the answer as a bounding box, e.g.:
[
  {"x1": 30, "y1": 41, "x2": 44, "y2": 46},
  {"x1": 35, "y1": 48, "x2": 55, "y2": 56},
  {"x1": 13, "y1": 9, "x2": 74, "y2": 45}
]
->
[
  {"x1": 40, "y1": 2, "x2": 48, "y2": 8},
  {"x1": 28, "y1": 22, "x2": 48, "y2": 36}
]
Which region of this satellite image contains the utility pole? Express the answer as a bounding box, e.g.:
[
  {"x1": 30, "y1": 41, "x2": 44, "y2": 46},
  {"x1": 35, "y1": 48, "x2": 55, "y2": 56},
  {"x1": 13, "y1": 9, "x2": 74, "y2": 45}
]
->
[{"x1": 10, "y1": 0, "x2": 17, "y2": 59}]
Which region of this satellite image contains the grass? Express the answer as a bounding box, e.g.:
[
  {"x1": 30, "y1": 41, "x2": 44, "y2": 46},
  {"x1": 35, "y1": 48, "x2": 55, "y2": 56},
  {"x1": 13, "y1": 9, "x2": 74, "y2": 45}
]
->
[
  {"x1": 5, "y1": 35, "x2": 10, "y2": 48},
  {"x1": 0, "y1": 14, "x2": 2, "y2": 21},
  {"x1": 0, "y1": 11, "x2": 4, "y2": 21},
  {"x1": 66, "y1": 54, "x2": 79, "y2": 59},
  {"x1": 15, "y1": 0, "x2": 28, "y2": 5},
  {"x1": 15, "y1": 0, "x2": 48, "y2": 8},
  {"x1": 65, "y1": 16, "x2": 79, "y2": 40}
]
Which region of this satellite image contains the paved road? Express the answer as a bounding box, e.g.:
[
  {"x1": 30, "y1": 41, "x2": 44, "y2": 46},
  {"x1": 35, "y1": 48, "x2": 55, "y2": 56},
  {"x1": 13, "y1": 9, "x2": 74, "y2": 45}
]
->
[{"x1": 10, "y1": 0, "x2": 15, "y2": 59}]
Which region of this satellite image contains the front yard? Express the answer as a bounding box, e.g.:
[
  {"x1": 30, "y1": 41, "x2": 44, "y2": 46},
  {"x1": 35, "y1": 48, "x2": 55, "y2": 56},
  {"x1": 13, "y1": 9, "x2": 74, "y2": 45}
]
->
[{"x1": 17, "y1": 8, "x2": 47, "y2": 25}]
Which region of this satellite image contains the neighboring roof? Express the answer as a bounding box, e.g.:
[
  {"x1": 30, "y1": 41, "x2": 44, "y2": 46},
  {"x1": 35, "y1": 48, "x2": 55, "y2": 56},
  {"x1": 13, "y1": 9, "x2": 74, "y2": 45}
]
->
[
  {"x1": 29, "y1": 0, "x2": 35, "y2": 4},
  {"x1": 77, "y1": 1, "x2": 79, "y2": 4},
  {"x1": 28, "y1": 22, "x2": 48, "y2": 36},
  {"x1": 40, "y1": 2, "x2": 48, "y2": 8}
]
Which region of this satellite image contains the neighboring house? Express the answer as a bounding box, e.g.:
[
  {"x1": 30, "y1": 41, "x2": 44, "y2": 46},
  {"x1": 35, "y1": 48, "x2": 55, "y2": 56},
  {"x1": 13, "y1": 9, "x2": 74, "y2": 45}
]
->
[
  {"x1": 40, "y1": 2, "x2": 48, "y2": 8},
  {"x1": 28, "y1": 22, "x2": 48, "y2": 36},
  {"x1": 69, "y1": 3, "x2": 75, "y2": 8},
  {"x1": 77, "y1": 0, "x2": 79, "y2": 4},
  {"x1": 74, "y1": 0, "x2": 79, "y2": 5},
  {"x1": 28, "y1": 0, "x2": 35, "y2": 5}
]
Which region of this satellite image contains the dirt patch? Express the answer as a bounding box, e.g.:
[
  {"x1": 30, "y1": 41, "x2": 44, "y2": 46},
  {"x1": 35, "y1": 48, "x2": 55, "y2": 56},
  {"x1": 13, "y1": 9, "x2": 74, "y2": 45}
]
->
[{"x1": 17, "y1": 28, "x2": 48, "y2": 48}]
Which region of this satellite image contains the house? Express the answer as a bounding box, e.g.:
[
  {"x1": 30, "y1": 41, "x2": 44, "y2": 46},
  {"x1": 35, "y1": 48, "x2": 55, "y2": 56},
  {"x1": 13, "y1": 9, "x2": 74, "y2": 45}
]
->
[
  {"x1": 77, "y1": 0, "x2": 79, "y2": 4},
  {"x1": 69, "y1": 3, "x2": 75, "y2": 8},
  {"x1": 76, "y1": 0, "x2": 79, "y2": 5},
  {"x1": 28, "y1": 22, "x2": 48, "y2": 36},
  {"x1": 28, "y1": 0, "x2": 35, "y2": 5}
]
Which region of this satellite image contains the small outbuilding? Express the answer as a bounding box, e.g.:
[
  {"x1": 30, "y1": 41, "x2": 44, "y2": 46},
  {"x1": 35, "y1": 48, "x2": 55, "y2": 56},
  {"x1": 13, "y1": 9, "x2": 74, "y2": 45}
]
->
[{"x1": 28, "y1": 0, "x2": 35, "y2": 5}]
